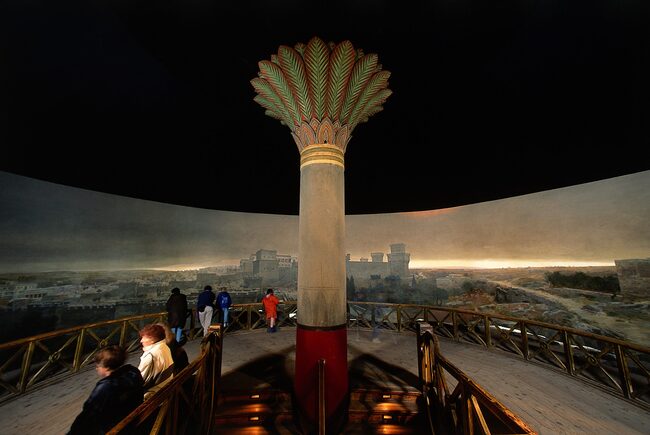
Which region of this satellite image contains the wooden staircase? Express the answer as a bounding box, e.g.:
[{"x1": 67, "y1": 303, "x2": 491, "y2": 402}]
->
[
  {"x1": 213, "y1": 388, "x2": 427, "y2": 434},
  {"x1": 213, "y1": 388, "x2": 297, "y2": 434},
  {"x1": 343, "y1": 388, "x2": 426, "y2": 434}
]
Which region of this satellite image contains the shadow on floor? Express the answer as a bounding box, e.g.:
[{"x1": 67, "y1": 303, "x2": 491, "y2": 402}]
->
[
  {"x1": 219, "y1": 344, "x2": 295, "y2": 392},
  {"x1": 348, "y1": 347, "x2": 420, "y2": 393}
]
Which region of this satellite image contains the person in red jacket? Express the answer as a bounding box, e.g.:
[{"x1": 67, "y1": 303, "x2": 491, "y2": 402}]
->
[{"x1": 262, "y1": 288, "x2": 280, "y2": 333}]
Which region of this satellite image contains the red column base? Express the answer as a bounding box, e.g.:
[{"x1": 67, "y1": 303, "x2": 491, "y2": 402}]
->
[{"x1": 295, "y1": 325, "x2": 348, "y2": 433}]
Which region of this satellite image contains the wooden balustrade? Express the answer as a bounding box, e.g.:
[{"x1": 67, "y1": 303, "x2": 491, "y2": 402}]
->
[
  {"x1": 417, "y1": 323, "x2": 537, "y2": 435},
  {"x1": 1, "y1": 301, "x2": 648, "y2": 412}
]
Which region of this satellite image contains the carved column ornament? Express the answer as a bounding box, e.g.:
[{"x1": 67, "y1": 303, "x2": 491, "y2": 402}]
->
[{"x1": 251, "y1": 36, "x2": 392, "y2": 155}]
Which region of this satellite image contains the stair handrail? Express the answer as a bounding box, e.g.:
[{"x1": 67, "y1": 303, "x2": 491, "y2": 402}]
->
[
  {"x1": 417, "y1": 323, "x2": 537, "y2": 435},
  {"x1": 108, "y1": 324, "x2": 223, "y2": 435}
]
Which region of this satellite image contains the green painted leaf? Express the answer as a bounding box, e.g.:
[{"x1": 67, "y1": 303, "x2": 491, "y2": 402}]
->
[
  {"x1": 340, "y1": 53, "x2": 378, "y2": 124},
  {"x1": 264, "y1": 109, "x2": 286, "y2": 125},
  {"x1": 278, "y1": 45, "x2": 312, "y2": 122},
  {"x1": 326, "y1": 40, "x2": 356, "y2": 121},
  {"x1": 304, "y1": 37, "x2": 330, "y2": 120},
  {"x1": 251, "y1": 78, "x2": 293, "y2": 126},
  {"x1": 357, "y1": 106, "x2": 384, "y2": 125},
  {"x1": 294, "y1": 43, "x2": 306, "y2": 56},
  {"x1": 258, "y1": 60, "x2": 301, "y2": 127},
  {"x1": 352, "y1": 89, "x2": 392, "y2": 129},
  {"x1": 348, "y1": 70, "x2": 391, "y2": 127}
]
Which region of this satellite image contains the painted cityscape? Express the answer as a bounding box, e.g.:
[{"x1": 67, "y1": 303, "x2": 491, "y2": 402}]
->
[{"x1": 1, "y1": 170, "x2": 649, "y2": 345}]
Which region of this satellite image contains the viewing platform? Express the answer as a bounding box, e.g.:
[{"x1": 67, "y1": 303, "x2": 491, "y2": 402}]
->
[{"x1": 1, "y1": 303, "x2": 649, "y2": 434}]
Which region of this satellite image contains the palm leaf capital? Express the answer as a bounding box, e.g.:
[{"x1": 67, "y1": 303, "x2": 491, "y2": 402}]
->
[{"x1": 252, "y1": 37, "x2": 392, "y2": 153}]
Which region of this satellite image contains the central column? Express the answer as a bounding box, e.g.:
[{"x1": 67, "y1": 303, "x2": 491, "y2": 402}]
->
[{"x1": 295, "y1": 143, "x2": 348, "y2": 432}]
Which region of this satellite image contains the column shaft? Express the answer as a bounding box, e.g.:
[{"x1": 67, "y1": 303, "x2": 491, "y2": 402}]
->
[{"x1": 295, "y1": 144, "x2": 348, "y2": 432}]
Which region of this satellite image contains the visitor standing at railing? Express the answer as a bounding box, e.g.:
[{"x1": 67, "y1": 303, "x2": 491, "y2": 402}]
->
[
  {"x1": 68, "y1": 345, "x2": 143, "y2": 435},
  {"x1": 138, "y1": 324, "x2": 174, "y2": 399},
  {"x1": 262, "y1": 288, "x2": 280, "y2": 333},
  {"x1": 197, "y1": 285, "x2": 216, "y2": 336},
  {"x1": 166, "y1": 287, "x2": 188, "y2": 342},
  {"x1": 217, "y1": 287, "x2": 233, "y2": 328}
]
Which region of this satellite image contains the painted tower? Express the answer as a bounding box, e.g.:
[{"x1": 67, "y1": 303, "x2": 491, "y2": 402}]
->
[{"x1": 251, "y1": 37, "x2": 391, "y2": 432}]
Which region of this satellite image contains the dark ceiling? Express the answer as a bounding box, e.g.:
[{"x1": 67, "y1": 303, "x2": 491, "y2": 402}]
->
[{"x1": 1, "y1": 0, "x2": 648, "y2": 215}]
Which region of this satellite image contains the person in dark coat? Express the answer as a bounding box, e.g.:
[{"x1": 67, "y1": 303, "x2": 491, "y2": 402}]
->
[
  {"x1": 197, "y1": 285, "x2": 216, "y2": 337},
  {"x1": 166, "y1": 287, "x2": 188, "y2": 342},
  {"x1": 157, "y1": 322, "x2": 189, "y2": 375},
  {"x1": 68, "y1": 345, "x2": 143, "y2": 435}
]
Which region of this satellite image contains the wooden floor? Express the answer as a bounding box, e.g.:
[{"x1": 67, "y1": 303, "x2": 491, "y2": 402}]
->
[{"x1": 1, "y1": 327, "x2": 649, "y2": 434}]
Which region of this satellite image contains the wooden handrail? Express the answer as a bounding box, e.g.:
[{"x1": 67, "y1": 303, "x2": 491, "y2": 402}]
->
[{"x1": 417, "y1": 324, "x2": 537, "y2": 434}]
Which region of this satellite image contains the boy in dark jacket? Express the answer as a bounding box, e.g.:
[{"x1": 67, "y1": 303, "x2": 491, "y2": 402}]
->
[{"x1": 68, "y1": 345, "x2": 143, "y2": 434}]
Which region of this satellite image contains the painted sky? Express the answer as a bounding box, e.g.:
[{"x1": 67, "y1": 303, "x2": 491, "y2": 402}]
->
[{"x1": 1, "y1": 170, "x2": 649, "y2": 272}]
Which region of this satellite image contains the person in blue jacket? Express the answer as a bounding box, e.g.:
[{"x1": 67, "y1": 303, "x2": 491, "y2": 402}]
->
[
  {"x1": 216, "y1": 287, "x2": 233, "y2": 328},
  {"x1": 197, "y1": 285, "x2": 216, "y2": 336},
  {"x1": 68, "y1": 345, "x2": 143, "y2": 434}
]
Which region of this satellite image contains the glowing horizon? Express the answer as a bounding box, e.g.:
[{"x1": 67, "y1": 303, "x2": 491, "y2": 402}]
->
[
  {"x1": 151, "y1": 258, "x2": 617, "y2": 272},
  {"x1": 409, "y1": 259, "x2": 616, "y2": 269}
]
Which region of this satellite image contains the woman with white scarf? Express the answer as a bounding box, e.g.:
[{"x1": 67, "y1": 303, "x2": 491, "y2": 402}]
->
[{"x1": 138, "y1": 323, "x2": 174, "y2": 398}]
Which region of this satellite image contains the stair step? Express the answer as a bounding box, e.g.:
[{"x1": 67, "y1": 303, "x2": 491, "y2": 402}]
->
[
  {"x1": 214, "y1": 422, "x2": 300, "y2": 435},
  {"x1": 218, "y1": 389, "x2": 292, "y2": 406},
  {"x1": 348, "y1": 389, "x2": 422, "y2": 426},
  {"x1": 350, "y1": 388, "x2": 420, "y2": 403},
  {"x1": 342, "y1": 422, "x2": 425, "y2": 434}
]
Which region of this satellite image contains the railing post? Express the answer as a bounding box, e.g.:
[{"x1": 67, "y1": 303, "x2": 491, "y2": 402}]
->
[
  {"x1": 397, "y1": 305, "x2": 402, "y2": 332},
  {"x1": 119, "y1": 321, "x2": 127, "y2": 348},
  {"x1": 563, "y1": 330, "x2": 575, "y2": 376},
  {"x1": 483, "y1": 315, "x2": 491, "y2": 348},
  {"x1": 318, "y1": 359, "x2": 326, "y2": 435},
  {"x1": 452, "y1": 311, "x2": 459, "y2": 341},
  {"x1": 73, "y1": 329, "x2": 86, "y2": 372},
  {"x1": 520, "y1": 321, "x2": 529, "y2": 360},
  {"x1": 417, "y1": 322, "x2": 434, "y2": 387},
  {"x1": 247, "y1": 305, "x2": 252, "y2": 331},
  {"x1": 19, "y1": 341, "x2": 36, "y2": 393},
  {"x1": 615, "y1": 344, "x2": 633, "y2": 399}
]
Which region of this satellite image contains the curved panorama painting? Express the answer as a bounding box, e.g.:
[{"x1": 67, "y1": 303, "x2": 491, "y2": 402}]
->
[{"x1": 0, "y1": 170, "x2": 648, "y2": 345}]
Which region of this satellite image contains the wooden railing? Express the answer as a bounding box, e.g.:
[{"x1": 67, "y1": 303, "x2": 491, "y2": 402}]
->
[
  {"x1": 108, "y1": 325, "x2": 223, "y2": 435},
  {"x1": 348, "y1": 302, "x2": 650, "y2": 411},
  {"x1": 222, "y1": 301, "x2": 298, "y2": 333},
  {"x1": 1, "y1": 300, "x2": 648, "y2": 412},
  {"x1": 417, "y1": 323, "x2": 536, "y2": 435},
  {"x1": 0, "y1": 311, "x2": 167, "y2": 403}
]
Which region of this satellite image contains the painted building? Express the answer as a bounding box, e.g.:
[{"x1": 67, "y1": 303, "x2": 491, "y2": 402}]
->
[
  {"x1": 346, "y1": 243, "x2": 410, "y2": 282},
  {"x1": 615, "y1": 258, "x2": 650, "y2": 298},
  {"x1": 240, "y1": 250, "x2": 298, "y2": 283}
]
